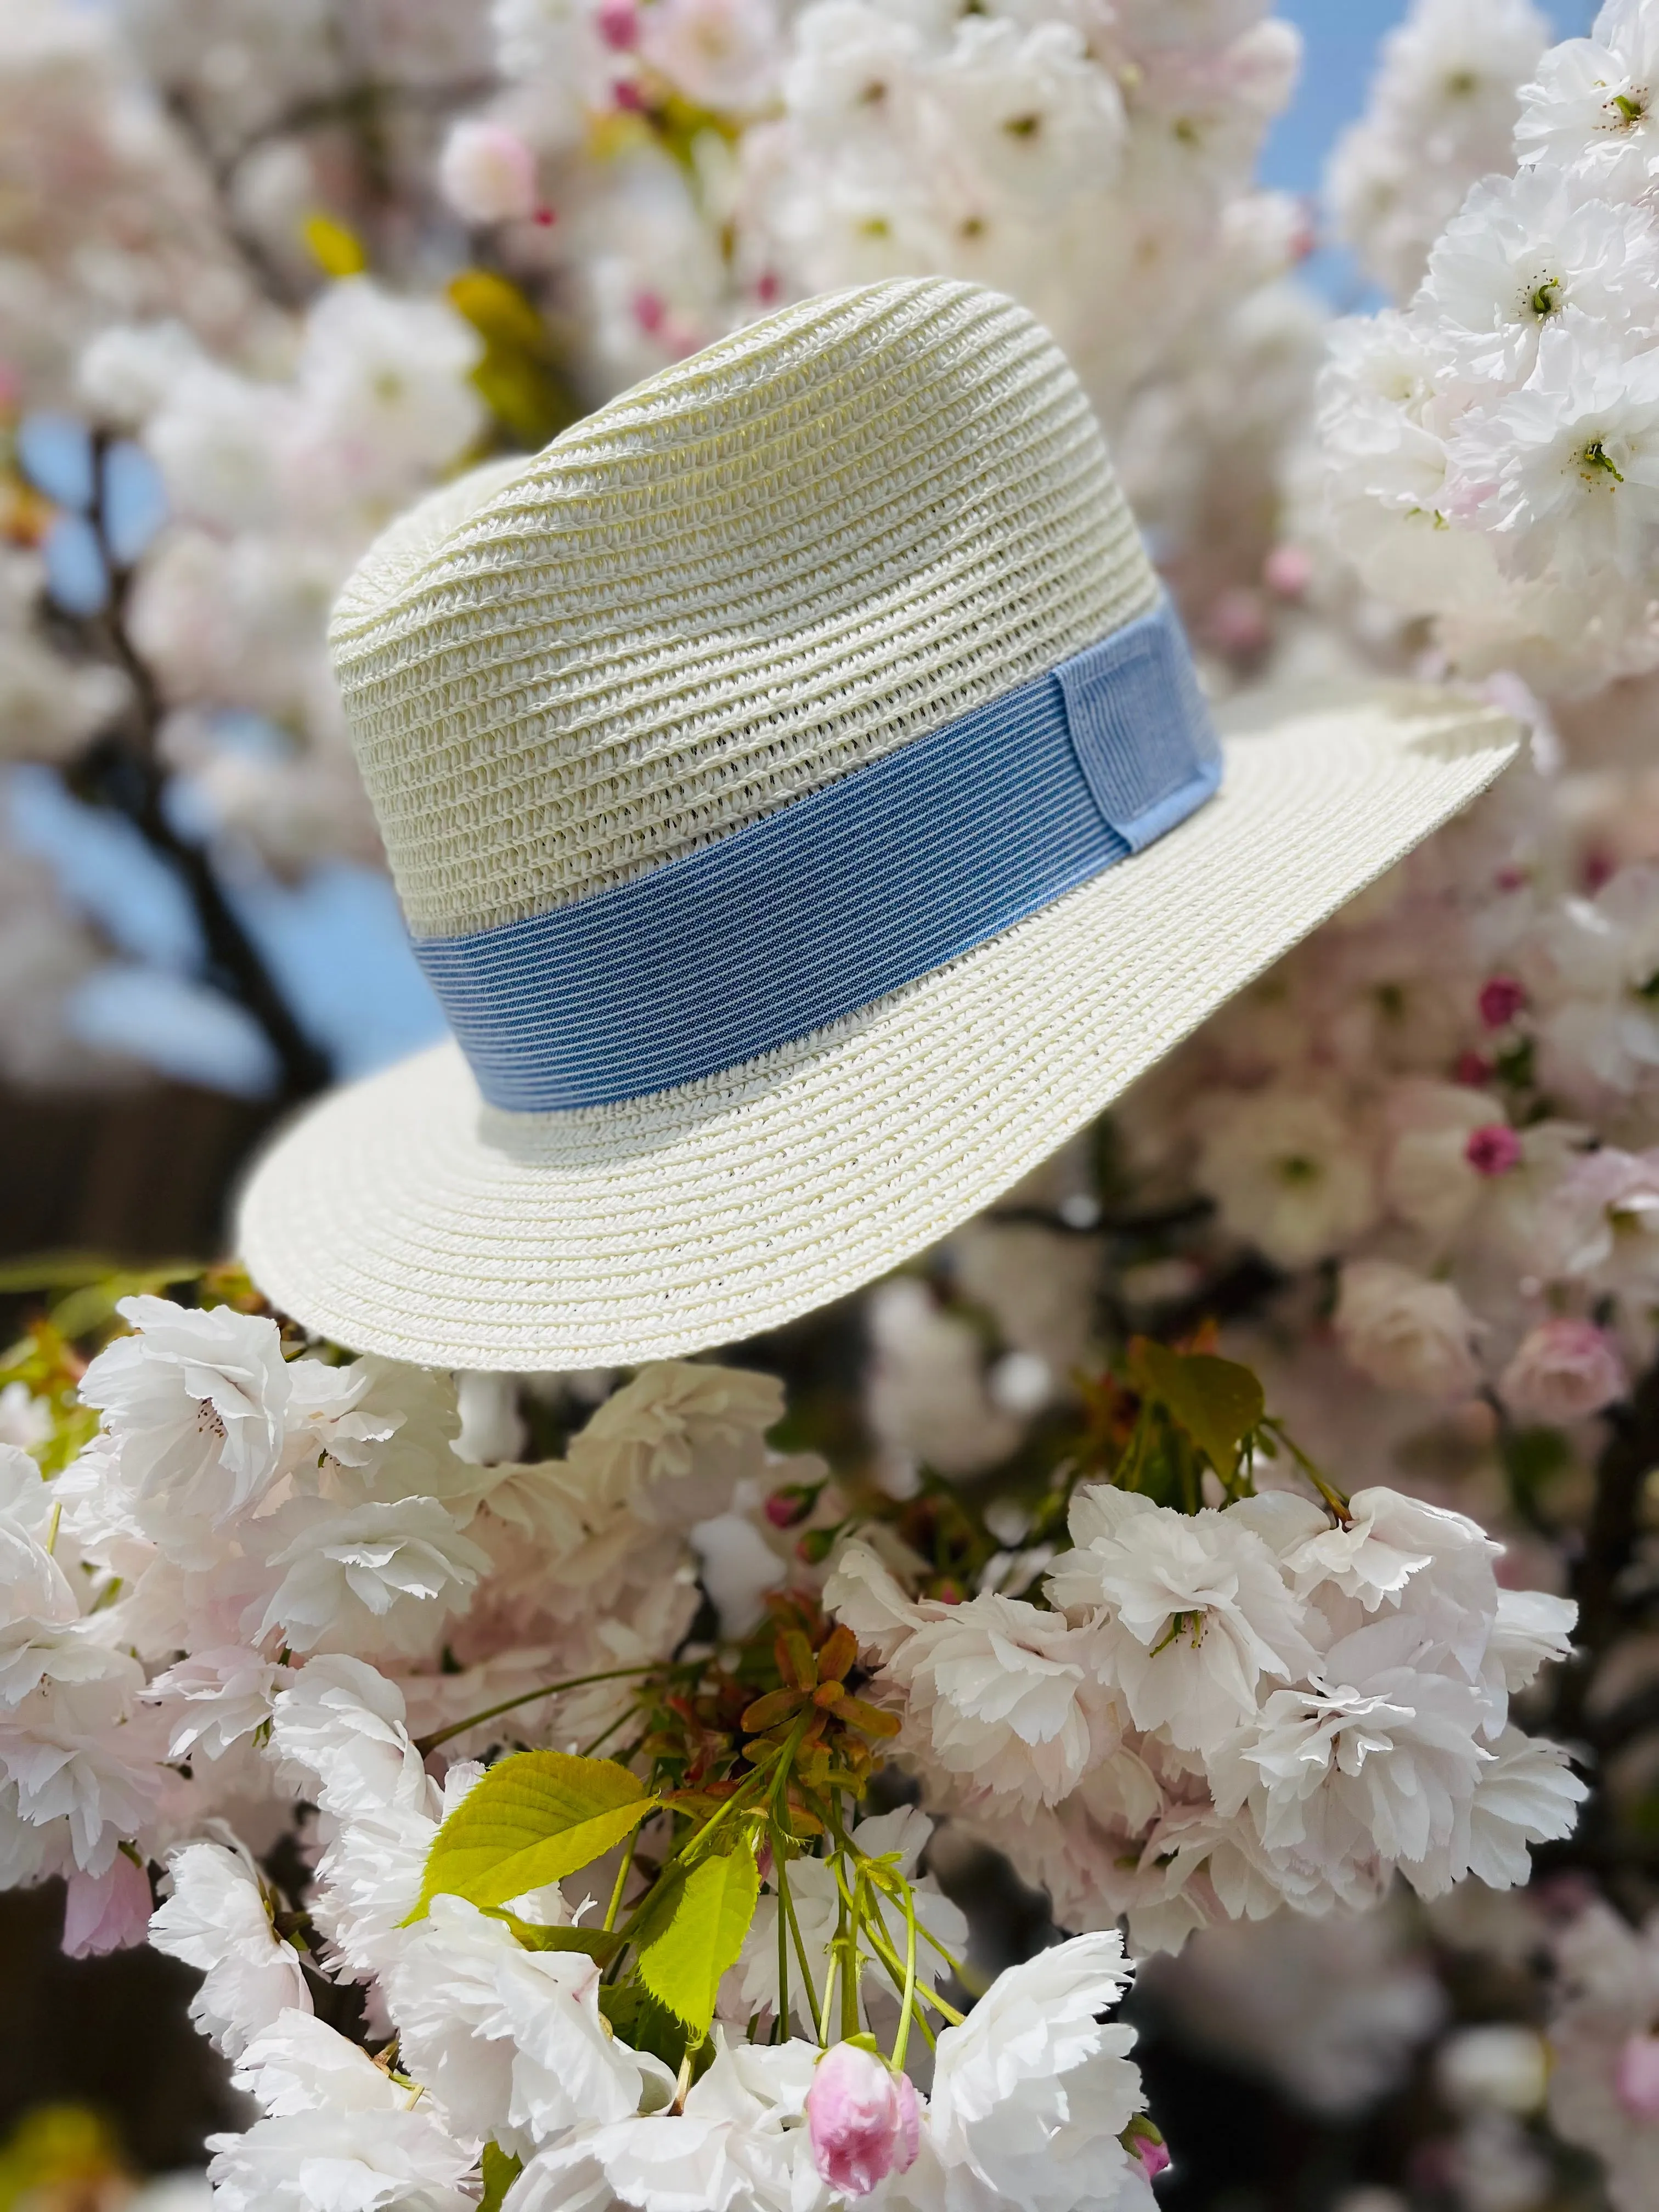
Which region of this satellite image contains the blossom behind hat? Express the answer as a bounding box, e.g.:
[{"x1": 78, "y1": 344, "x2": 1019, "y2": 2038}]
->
[{"x1": 238, "y1": 276, "x2": 1517, "y2": 1369}]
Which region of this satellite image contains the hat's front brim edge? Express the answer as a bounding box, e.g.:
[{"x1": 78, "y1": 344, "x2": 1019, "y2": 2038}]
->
[{"x1": 236, "y1": 682, "x2": 1520, "y2": 1371}]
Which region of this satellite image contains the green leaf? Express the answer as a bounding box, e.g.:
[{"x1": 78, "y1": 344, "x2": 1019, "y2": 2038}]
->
[
  {"x1": 482, "y1": 1910, "x2": 624, "y2": 1963},
  {"x1": 1129, "y1": 1341, "x2": 1264, "y2": 1475},
  {"x1": 635, "y1": 1844, "x2": 760, "y2": 2038},
  {"x1": 598, "y1": 1983, "x2": 697, "y2": 2076},
  {"x1": 479, "y1": 2145, "x2": 521, "y2": 2212},
  {"x1": 413, "y1": 1751, "x2": 654, "y2": 1920}
]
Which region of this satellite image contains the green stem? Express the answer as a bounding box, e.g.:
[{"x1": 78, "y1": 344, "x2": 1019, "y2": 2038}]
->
[
  {"x1": 775, "y1": 1838, "x2": 791, "y2": 2044},
  {"x1": 766, "y1": 1713, "x2": 814, "y2": 1813},
  {"x1": 580, "y1": 1708, "x2": 641, "y2": 1760},
  {"x1": 602, "y1": 1831, "x2": 639, "y2": 1935},
  {"x1": 834, "y1": 1829, "x2": 970, "y2": 1982},
  {"x1": 890, "y1": 1881, "x2": 919, "y2": 2075},
  {"x1": 1261, "y1": 1417, "x2": 1350, "y2": 1522},
  {"x1": 414, "y1": 1664, "x2": 666, "y2": 1754},
  {"x1": 776, "y1": 1840, "x2": 824, "y2": 2043},
  {"x1": 857, "y1": 1900, "x2": 964, "y2": 2030},
  {"x1": 823, "y1": 1797, "x2": 856, "y2": 2042}
]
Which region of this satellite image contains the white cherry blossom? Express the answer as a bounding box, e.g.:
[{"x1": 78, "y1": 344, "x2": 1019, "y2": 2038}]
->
[
  {"x1": 149, "y1": 1840, "x2": 312, "y2": 2058},
  {"x1": 1047, "y1": 1488, "x2": 1316, "y2": 1754}
]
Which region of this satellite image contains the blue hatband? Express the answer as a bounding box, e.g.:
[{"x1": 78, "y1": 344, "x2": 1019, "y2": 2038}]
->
[{"x1": 413, "y1": 597, "x2": 1221, "y2": 1113}]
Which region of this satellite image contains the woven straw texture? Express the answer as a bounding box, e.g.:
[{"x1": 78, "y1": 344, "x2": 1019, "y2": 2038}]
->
[
  {"x1": 330, "y1": 277, "x2": 1158, "y2": 939},
  {"x1": 239, "y1": 684, "x2": 1517, "y2": 1370}
]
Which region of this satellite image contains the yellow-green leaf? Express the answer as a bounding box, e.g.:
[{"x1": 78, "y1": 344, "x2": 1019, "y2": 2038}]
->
[
  {"x1": 479, "y1": 2144, "x2": 521, "y2": 2212},
  {"x1": 1130, "y1": 1340, "x2": 1265, "y2": 1474},
  {"x1": 448, "y1": 269, "x2": 548, "y2": 352},
  {"x1": 413, "y1": 1751, "x2": 654, "y2": 1920},
  {"x1": 303, "y1": 213, "x2": 367, "y2": 277},
  {"x1": 635, "y1": 1844, "x2": 760, "y2": 2038}
]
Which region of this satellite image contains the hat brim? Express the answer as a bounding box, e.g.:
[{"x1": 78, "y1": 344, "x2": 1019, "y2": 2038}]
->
[{"x1": 237, "y1": 682, "x2": 1517, "y2": 1370}]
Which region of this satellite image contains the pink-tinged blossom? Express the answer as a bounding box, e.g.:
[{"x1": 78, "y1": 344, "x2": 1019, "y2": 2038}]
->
[
  {"x1": 826, "y1": 1543, "x2": 1103, "y2": 1805},
  {"x1": 76, "y1": 1296, "x2": 295, "y2": 1546},
  {"x1": 1536, "y1": 1146, "x2": 1659, "y2": 1292},
  {"x1": 1195, "y1": 1088, "x2": 1380, "y2": 1269},
  {"x1": 439, "y1": 121, "x2": 539, "y2": 225},
  {"x1": 1615, "y1": 2033, "x2": 1659, "y2": 2120},
  {"x1": 1048, "y1": 1488, "x2": 1317, "y2": 1757},
  {"x1": 1333, "y1": 1260, "x2": 1485, "y2": 1401},
  {"x1": 1499, "y1": 1318, "x2": 1627, "y2": 1423},
  {"x1": 806, "y1": 2042, "x2": 919, "y2": 2198},
  {"x1": 637, "y1": 0, "x2": 781, "y2": 114},
  {"x1": 61, "y1": 1849, "x2": 152, "y2": 1959},
  {"x1": 1549, "y1": 1904, "x2": 1659, "y2": 2209}
]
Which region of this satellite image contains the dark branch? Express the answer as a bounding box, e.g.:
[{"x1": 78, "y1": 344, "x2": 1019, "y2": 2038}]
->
[{"x1": 59, "y1": 431, "x2": 331, "y2": 1103}]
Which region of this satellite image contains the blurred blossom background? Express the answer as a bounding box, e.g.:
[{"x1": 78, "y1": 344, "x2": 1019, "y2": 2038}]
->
[{"x1": 18, "y1": 4, "x2": 1659, "y2": 2212}]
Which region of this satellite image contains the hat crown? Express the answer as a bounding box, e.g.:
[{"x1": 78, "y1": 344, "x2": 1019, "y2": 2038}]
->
[{"x1": 329, "y1": 277, "x2": 1159, "y2": 943}]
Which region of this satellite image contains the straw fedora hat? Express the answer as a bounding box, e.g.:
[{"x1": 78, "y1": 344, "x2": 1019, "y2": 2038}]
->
[{"x1": 238, "y1": 276, "x2": 1517, "y2": 1371}]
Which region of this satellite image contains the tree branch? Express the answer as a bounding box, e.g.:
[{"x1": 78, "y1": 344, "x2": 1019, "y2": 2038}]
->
[{"x1": 59, "y1": 432, "x2": 331, "y2": 1103}]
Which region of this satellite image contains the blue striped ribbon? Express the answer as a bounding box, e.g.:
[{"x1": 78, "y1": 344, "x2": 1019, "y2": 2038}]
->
[{"x1": 415, "y1": 597, "x2": 1221, "y2": 1112}]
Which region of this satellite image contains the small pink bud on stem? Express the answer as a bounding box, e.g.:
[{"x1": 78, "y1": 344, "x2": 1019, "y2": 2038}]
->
[
  {"x1": 1479, "y1": 976, "x2": 1526, "y2": 1029},
  {"x1": 807, "y1": 2042, "x2": 921, "y2": 2198},
  {"x1": 1465, "y1": 1124, "x2": 1522, "y2": 1177}
]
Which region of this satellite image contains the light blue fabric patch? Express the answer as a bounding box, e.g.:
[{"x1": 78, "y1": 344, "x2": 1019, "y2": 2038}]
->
[{"x1": 414, "y1": 597, "x2": 1221, "y2": 1113}]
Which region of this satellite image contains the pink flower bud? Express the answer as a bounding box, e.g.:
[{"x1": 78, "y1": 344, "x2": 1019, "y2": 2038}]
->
[
  {"x1": 1121, "y1": 2118, "x2": 1171, "y2": 2182},
  {"x1": 1499, "y1": 1319, "x2": 1627, "y2": 1425},
  {"x1": 439, "y1": 121, "x2": 539, "y2": 225},
  {"x1": 1136, "y1": 2138, "x2": 1172, "y2": 2182},
  {"x1": 1479, "y1": 975, "x2": 1526, "y2": 1029},
  {"x1": 807, "y1": 2044, "x2": 921, "y2": 2198},
  {"x1": 62, "y1": 1852, "x2": 153, "y2": 1959},
  {"x1": 598, "y1": 0, "x2": 640, "y2": 49},
  {"x1": 1263, "y1": 544, "x2": 1311, "y2": 599},
  {"x1": 1465, "y1": 1124, "x2": 1522, "y2": 1177},
  {"x1": 765, "y1": 1486, "x2": 811, "y2": 1529},
  {"x1": 1615, "y1": 2033, "x2": 1659, "y2": 2120}
]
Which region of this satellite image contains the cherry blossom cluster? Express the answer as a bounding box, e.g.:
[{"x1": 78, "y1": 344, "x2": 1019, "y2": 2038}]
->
[
  {"x1": 0, "y1": 1289, "x2": 1173, "y2": 2212},
  {"x1": 0, "y1": 0, "x2": 505, "y2": 1080},
  {"x1": 859, "y1": 727, "x2": 1659, "y2": 1519},
  {"x1": 1545, "y1": 1898, "x2": 1659, "y2": 2212},
  {"x1": 826, "y1": 1480, "x2": 1581, "y2": 1956},
  {"x1": 0, "y1": 1285, "x2": 1588, "y2": 2212},
  {"x1": 1316, "y1": 0, "x2": 1659, "y2": 692},
  {"x1": 1326, "y1": 0, "x2": 1551, "y2": 307},
  {"x1": 71, "y1": 279, "x2": 486, "y2": 876},
  {"x1": 1120, "y1": 751, "x2": 1659, "y2": 1438},
  {"x1": 441, "y1": 0, "x2": 1305, "y2": 429},
  {"x1": 0, "y1": 0, "x2": 263, "y2": 412}
]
